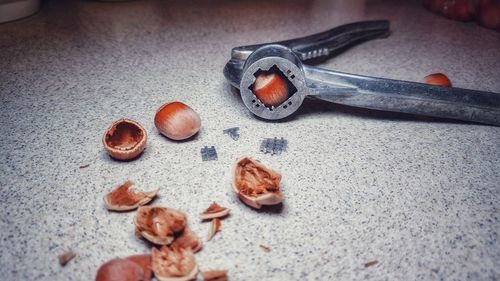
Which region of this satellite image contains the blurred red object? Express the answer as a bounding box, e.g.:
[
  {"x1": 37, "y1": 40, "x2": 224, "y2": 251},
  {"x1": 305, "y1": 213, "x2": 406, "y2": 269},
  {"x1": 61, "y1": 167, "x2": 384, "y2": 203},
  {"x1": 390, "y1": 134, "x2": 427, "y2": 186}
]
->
[
  {"x1": 478, "y1": 2, "x2": 500, "y2": 29},
  {"x1": 423, "y1": 0, "x2": 475, "y2": 21},
  {"x1": 423, "y1": 0, "x2": 500, "y2": 30},
  {"x1": 423, "y1": 73, "x2": 452, "y2": 87}
]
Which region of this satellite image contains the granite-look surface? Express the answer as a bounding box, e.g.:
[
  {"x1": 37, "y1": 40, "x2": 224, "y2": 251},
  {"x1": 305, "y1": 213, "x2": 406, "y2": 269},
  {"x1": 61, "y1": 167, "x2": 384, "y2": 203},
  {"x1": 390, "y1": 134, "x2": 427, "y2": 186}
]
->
[{"x1": 1, "y1": 0, "x2": 499, "y2": 280}]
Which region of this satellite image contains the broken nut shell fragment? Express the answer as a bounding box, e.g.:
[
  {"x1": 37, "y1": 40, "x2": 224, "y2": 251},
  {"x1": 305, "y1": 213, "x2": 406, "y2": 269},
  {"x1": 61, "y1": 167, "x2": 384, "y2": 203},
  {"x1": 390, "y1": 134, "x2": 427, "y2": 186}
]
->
[
  {"x1": 200, "y1": 202, "x2": 230, "y2": 220},
  {"x1": 232, "y1": 157, "x2": 284, "y2": 209},
  {"x1": 104, "y1": 181, "x2": 158, "y2": 211},
  {"x1": 171, "y1": 227, "x2": 203, "y2": 253},
  {"x1": 103, "y1": 118, "x2": 147, "y2": 160},
  {"x1": 134, "y1": 206, "x2": 187, "y2": 245},
  {"x1": 206, "y1": 218, "x2": 221, "y2": 242},
  {"x1": 152, "y1": 246, "x2": 198, "y2": 281},
  {"x1": 58, "y1": 249, "x2": 76, "y2": 266}
]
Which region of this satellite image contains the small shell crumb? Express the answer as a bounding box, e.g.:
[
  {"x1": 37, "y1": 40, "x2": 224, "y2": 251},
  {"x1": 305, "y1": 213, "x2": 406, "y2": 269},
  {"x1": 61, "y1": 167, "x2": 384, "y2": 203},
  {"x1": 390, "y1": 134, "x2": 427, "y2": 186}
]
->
[
  {"x1": 364, "y1": 260, "x2": 378, "y2": 268},
  {"x1": 58, "y1": 249, "x2": 76, "y2": 266},
  {"x1": 259, "y1": 245, "x2": 271, "y2": 253}
]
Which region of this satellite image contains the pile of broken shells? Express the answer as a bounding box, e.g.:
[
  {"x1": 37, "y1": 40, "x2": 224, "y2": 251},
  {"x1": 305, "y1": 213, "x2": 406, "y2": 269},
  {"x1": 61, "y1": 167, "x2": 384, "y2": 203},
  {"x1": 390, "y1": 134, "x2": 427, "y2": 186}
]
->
[
  {"x1": 96, "y1": 100, "x2": 285, "y2": 281},
  {"x1": 95, "y1": 156, "x2": 283, "y2": 280},
  {"x1": 98, "y1": 180, "x2": 233, "y2": 281}
]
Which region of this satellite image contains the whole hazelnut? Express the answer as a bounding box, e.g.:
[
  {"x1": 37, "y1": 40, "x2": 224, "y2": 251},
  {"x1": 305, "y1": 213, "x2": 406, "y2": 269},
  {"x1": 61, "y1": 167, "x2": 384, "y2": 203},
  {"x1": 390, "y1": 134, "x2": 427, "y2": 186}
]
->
[
  {"x1": 96, "y1": 258, "x2": 145, "y2": 281},
  {"x1": 154, "y1": 102, "x2": 201, "y2": 140},
  {"x1": 252, "y1": 73, "x2": 289, "y2": 106},
  {"x1": 423, "y1": 73, "x2": 452, "y2": 87}
]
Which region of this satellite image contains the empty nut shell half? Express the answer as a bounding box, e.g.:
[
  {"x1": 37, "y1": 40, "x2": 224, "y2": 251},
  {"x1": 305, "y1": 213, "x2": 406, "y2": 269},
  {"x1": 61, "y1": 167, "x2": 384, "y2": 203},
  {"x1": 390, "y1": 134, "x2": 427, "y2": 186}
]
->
[
  {"x1": 154, "y1": 102, "x2": 201, "y2": 141},
  {"x1": 152, "y1": 246, "x2": 198, "y2": 281},
  {"x1": 103, "y1": 118, "x2": 147, "y2": 160},
  {"x1": 232, "y1": 157, "x2": 284, "y2": 209},
  {"x1": 104, "y1": 181, "x2": 158, "y2": 211},
  {"x1": 134, "y1": 206, "x2": 187, "y2": 245}
]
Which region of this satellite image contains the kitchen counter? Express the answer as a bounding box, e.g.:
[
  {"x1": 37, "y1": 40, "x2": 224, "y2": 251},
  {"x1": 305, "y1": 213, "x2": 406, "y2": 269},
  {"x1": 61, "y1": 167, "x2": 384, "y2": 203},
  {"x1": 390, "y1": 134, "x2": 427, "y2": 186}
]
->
[{"x1": 0, "y1": 0, "x2": 499, "y2": 280}]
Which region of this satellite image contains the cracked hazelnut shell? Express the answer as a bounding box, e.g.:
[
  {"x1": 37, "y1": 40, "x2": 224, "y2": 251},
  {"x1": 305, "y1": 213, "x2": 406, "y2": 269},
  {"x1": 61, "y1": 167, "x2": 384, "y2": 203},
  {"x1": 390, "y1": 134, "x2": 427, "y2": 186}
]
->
[
  {"x1": 134, "y1": 206, "x2": 187, "y2": 245},
  {"x1": 154, "y1": 102, "x2": 201, "y2": 140},
  {"x1": 104, "y1": 181, "x2": 158, "y2": 211},
  {"x1": 200, "y1": 202, "x2": 230, "y2": 220},
  {"x1": 171, "y1": 227, "x2": 203, "y2": 253},
  {"x1": 152, "y1": 246, "x2": 198, "y2": 281},
  {"x1": 232, "y1": 157, "x2": 284, "y2": 209},
  {"x1": 103, "y1": 118, "x2": 147, "y2": 160}
]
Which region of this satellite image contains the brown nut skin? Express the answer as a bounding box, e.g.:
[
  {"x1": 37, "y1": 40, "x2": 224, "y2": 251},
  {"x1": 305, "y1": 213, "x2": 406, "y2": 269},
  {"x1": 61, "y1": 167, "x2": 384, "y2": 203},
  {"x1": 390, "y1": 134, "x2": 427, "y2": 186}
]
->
[
  {"x1": 252, "y1": 73, "x2": 289, "y2": 106},
  {"x1": 96, "y1": 258, "x2": 145, "y2": 281},
  {"x1": 154, "y1": 102, "x2": 201, "y2": 141},
  {"x1": 103, "y1": 118, "x2": 147, "y2": 160},
  {"x1": 232, "y1": 157, "x2": 284, "y2": 209},
  {"x1": 423, "y1": 73, "x2": 452, "y2": 87}
]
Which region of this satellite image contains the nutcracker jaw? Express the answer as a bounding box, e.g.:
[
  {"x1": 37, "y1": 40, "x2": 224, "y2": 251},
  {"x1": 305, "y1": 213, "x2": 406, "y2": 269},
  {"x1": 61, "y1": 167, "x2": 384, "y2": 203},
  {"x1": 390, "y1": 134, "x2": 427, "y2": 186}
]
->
[
  {"x1": 224, "y1": 20, "x2": 390, "y2": 89},
  {"x1": 238, "y1": 45, "x2": 308, "y2": 120},
  {"x1": 224, "y1": 21, "x2": 500, "y2": 125}
]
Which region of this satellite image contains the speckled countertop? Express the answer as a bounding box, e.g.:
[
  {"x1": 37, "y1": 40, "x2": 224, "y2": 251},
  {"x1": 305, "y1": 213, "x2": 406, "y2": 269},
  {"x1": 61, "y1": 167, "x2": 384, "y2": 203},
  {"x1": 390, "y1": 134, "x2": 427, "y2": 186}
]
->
[{"x1": 1, "y1": 0, "x2": 499, "y2": 280}]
